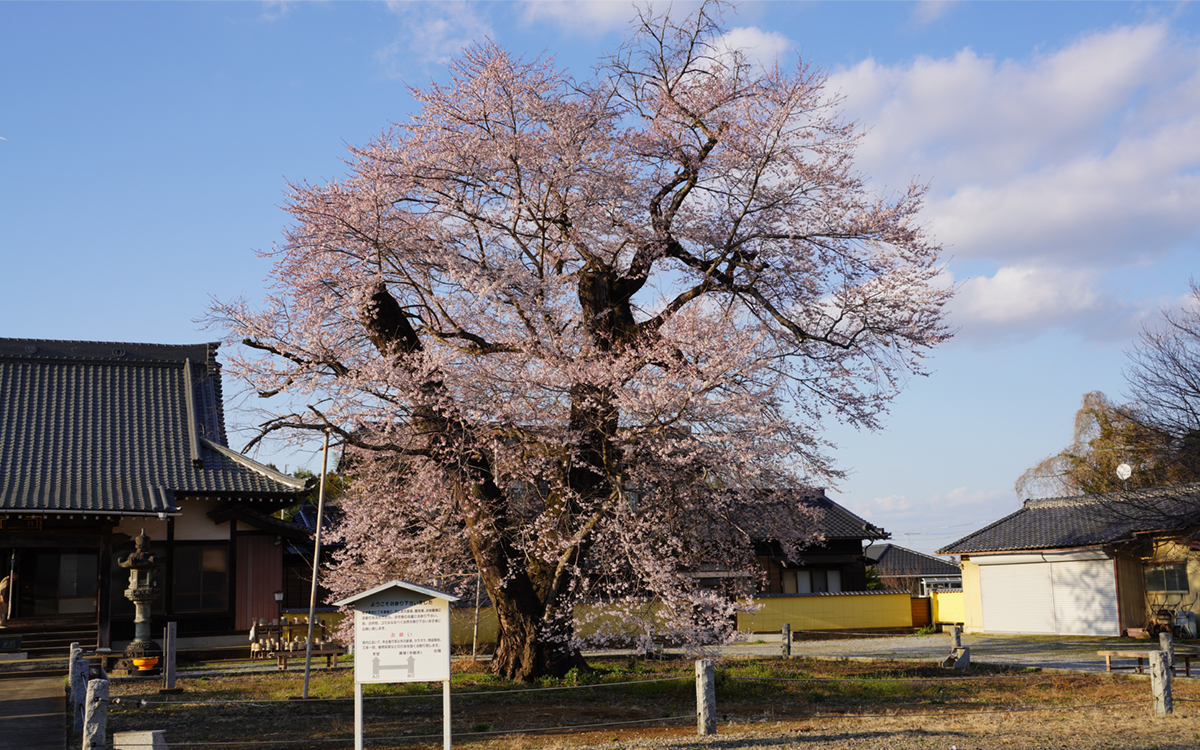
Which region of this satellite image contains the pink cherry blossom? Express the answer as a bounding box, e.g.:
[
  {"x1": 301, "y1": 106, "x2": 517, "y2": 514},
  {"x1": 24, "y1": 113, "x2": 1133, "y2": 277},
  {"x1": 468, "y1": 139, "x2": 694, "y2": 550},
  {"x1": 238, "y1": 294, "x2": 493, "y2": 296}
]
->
[{"x1": 208, "y1": 2, "x2": 951, "y2": 681}]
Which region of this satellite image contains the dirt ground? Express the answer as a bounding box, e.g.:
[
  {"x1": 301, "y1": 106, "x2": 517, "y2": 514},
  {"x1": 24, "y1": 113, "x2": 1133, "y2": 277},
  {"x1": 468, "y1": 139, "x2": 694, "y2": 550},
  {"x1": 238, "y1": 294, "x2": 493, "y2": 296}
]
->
[
  {"x1": 104, "y1": 649, "x2": 1200, "y2": 750},
  {"x1": 503, "y1": 707, "x2": 1200, "y2": 750}
]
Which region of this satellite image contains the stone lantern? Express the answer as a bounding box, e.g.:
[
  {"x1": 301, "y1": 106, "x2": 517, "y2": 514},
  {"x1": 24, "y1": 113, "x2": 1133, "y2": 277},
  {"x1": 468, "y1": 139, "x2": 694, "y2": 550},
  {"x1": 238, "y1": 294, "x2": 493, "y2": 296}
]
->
[{"x1": 117, "y1": 528, "x2": 163, "y2": 672}]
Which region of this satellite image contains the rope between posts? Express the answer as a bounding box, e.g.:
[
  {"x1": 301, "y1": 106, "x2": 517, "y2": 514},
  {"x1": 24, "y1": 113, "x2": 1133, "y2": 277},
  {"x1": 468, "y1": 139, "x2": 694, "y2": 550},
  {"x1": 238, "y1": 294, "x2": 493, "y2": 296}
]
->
[
  {"x1": 790, "y1": 698, "x2": 1147, "y2": 718},
  {"x1": 729, "y1": 673, "x2": 1071, "y2": 683},
  {"x1": 99, "y1": 699, "x2": 1155, "y2": 748},
  {"x1": 128, "y1": 676, "x2": 691, "y2": 706},
  {"x1": 101, "y1": 713, "x2": 696, "y2": 747}
]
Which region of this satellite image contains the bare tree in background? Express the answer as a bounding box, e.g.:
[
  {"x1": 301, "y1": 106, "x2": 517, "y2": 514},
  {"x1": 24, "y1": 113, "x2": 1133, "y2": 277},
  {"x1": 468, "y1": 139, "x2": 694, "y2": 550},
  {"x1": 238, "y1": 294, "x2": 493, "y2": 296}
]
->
[
  {"x1": 1016, "y1": 284, "x2": 1200, "y2": 527},
  {"x1": 1125, "y1": 280, "x2": 1200, "y2": 482},
  {"x1": 1015, "y1": 391, "x2": 1177, "y2": 498}
]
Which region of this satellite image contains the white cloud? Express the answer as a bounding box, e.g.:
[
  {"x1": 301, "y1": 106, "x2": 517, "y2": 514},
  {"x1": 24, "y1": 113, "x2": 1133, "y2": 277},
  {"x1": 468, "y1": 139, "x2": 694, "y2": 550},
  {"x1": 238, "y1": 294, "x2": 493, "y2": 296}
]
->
[
  {"x1": 863, "y1": 486, "x2": 1008, "y2": 517},
  {"x1": 379, "y1": 1, "x2": 495, "y2": 70},
  {"x1": 911, "y1": 0, "x2": 959, "y2": 27},
  {"x1": 717, "y1": 27, "x2": 792, "y2": 73},
  {"x1": 954, "y1": 265, "x2": 1101, "y2": 326},
  {"x1": 848, "y1": 486, "x2": 1014, "y2": 555},
  {"x1": 826, "y1": 22, "x2": 1200, "y2": 340},
  {"x1": 519, "y1": 0, "x2": 699, "y2": 36}
]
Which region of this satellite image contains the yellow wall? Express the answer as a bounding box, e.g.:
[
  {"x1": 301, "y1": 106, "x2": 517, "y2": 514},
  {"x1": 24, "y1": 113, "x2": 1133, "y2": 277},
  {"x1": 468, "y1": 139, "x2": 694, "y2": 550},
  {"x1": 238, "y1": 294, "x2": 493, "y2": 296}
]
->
[
  {"x1": 447, "y1": 593, "x2": 915, "y2": 648},
  {"x1": 1144, "y1": 541, "x2": 1200, "y2": 618},
  {"x1": 451, "y1": 605, "x2": 498, "y2": 648},
  {"x1": 930, "y1": 590, "x2": 965, "y2": 624},
  {"x1": 736, "y1": 592, "x2": 912, "y2": 632},
  {"x1": 278, "y1": 611, "x2": 346, "y2": 641},
  {"x1": 959, "y1": 560, "x2": 984, "y2": 633}
]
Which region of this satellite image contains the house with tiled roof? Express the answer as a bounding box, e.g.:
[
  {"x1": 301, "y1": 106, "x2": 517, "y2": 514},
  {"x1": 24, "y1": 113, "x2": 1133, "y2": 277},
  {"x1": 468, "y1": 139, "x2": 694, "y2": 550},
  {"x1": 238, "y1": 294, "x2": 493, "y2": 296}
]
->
[
  {"x1": 0, "y1": 338, "x2": 310, "y2": 652},
  {"x1": 938, "y1": 484, "x2": 1200, "y2": 637},
  {"x1": 864, "y1": 543, "x2": 961, "y2": 596},
  {"x1": 743, "y1": 490, "x2": 890, "y2": 594}
]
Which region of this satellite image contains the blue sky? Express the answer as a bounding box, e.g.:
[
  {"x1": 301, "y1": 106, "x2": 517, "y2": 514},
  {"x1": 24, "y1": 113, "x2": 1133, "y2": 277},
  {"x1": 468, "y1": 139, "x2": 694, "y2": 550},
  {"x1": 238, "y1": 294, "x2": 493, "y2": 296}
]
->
[{"x1": 3, "y1": 1, "x2": 1199, "y2": 555}]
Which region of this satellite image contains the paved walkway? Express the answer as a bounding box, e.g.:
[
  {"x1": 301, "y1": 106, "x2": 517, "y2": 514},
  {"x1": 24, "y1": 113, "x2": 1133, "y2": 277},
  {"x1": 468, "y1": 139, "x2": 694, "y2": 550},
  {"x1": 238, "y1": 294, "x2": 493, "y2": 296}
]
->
[{"x1": 0, "y1": 676, "x2": 65, "y2": 750}]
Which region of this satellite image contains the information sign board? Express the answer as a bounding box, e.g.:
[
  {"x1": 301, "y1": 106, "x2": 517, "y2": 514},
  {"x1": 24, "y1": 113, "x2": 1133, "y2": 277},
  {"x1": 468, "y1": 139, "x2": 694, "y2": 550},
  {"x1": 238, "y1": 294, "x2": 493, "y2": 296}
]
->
[
  {"x1": 353, "y1": 592, "x2": 450, "y2": 683},
  {"x1": 335, "y1": 580, "x2": 461, "y2": 750}
]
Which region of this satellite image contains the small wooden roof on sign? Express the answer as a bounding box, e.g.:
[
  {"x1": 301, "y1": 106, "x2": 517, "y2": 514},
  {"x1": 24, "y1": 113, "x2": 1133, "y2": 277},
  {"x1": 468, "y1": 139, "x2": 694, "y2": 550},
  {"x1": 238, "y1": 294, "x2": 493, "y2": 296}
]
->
[{"x1": 333, "y1": 580, "x2": 460, "y2": 608}]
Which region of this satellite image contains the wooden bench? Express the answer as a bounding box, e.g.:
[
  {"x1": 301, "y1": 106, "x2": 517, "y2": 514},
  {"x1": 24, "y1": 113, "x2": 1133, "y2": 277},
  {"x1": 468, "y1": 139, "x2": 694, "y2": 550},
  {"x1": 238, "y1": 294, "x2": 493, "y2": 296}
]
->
[
  {"x1": 1097, "y1": 649, "x2": 1196, "y2": 677},
  {"x1": 275, "y1": 647, "x2": 346, "y2": 671}
]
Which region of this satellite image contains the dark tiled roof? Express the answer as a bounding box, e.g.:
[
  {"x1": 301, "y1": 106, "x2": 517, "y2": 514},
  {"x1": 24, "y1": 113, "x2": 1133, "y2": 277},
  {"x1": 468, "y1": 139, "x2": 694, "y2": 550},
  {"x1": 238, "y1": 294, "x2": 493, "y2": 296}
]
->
[
  {"x1": 736, "y1": 488, "x2": 889, "y2": 541},
  {"x1": 0, "y1": 338, "x2": 308, "y2": 515},
  {"x1": 936, "y1": 483, "x2": 1200, "y2": 555},
  {"x1": 864, "y1": 543, "x2": 960, "y2": 577}
]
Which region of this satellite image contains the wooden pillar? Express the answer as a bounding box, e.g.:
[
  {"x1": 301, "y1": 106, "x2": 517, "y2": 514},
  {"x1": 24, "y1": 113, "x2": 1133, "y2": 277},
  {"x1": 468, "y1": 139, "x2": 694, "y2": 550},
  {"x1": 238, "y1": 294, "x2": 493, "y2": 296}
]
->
[
  {"x1": 164, "y1": 517, "x2": 175, "y2": 614},
  {"x1": 97, "y1": 525, "x2": 112, "y2": 650},
  {"x1": 162, "y1": 622, "x2": 177, "y2": 692},
  {"x1": 228, "y1": 519, "x2": 238, "y2": 620}
]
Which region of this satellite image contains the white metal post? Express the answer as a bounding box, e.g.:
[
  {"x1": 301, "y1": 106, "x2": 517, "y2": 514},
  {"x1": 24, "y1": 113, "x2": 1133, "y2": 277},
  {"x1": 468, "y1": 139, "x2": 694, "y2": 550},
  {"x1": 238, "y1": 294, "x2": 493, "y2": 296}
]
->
[
  {"x1": 443, "y1": 678, "x2": 452, "y2": 750},
  {"x1": 696, "y1": 659, "x2": 715, "y2": 736},
  {"x1": 471, "y1": 572, "x2": 481, "y2": 661},
  {"x1": 303, "y1": 428, "x2": 332, "y2": 699},
  {"x1": 354, "y1": 682, "x2": 364, "y2": 750}
]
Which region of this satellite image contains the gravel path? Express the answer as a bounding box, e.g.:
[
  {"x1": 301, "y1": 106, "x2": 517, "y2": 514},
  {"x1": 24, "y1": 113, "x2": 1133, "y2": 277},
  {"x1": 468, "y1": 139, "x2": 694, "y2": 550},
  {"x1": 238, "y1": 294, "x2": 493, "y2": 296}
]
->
[{"x1": 610, "y1": 633, "x2": 1188, "y2": 676}]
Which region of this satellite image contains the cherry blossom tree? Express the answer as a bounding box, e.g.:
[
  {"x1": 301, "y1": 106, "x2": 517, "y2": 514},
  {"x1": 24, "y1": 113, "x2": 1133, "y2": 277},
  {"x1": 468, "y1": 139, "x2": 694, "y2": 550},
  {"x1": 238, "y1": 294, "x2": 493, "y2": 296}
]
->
[{"x1": 209, "y1": 3, "x2": 951, "y2": 680}]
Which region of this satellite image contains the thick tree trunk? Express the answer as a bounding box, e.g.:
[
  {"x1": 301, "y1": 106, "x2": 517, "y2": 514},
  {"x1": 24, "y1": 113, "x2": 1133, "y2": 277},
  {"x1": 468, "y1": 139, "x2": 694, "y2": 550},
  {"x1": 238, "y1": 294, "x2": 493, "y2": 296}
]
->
[
  {"x1": 487, "y1": 575, "x2": 587, "y2": 681},
  {"x1": 358, "y1": 276, "x2": 630, "y2": 682}
]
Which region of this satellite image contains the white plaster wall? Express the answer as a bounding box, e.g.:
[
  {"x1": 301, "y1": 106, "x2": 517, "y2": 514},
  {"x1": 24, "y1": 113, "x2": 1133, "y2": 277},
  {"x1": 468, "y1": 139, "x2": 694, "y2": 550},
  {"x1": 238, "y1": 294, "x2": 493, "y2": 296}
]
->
[
  {"x1": 173, "y1": 499, "x2": 232, "y2": 541},
  {"x1": 113, "y1": 516, "x2": 169, "y2": 542}
]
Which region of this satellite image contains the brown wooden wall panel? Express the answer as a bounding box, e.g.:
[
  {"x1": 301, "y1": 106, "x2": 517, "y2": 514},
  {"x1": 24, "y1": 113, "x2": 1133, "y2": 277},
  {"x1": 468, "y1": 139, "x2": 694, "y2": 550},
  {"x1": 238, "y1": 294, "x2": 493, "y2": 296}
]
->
[
  {"x1": 235, "y1": 535, "x2": 283, "y2": 631},
  {"x1": 911, "y1": 596, "x2": 932, "y2": 628}
]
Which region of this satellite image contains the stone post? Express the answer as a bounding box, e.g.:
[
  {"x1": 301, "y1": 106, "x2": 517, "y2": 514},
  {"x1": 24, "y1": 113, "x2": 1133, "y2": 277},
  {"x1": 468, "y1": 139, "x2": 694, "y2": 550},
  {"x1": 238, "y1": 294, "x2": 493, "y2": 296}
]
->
[
  {"x1": 1160, "y1": 630, "x2": 1175, "y2": 675},
  {"x1": 781, "y1": 623, "x2": 791, "y2": 658},
  {"x1": 114, "y1": 731, "x2": 168, "y2": 750},
  {"x1": 70, "y1": 654, "x2": 89, "y2": 733},
  {"x1": 83, "y1": 678, "x2": 109, "y2": 750},
  {"x1": 696, "y1": 659, "x2": 716, "y2": 736},
  {"x1": 951, "y1": 625, "x2": 962, "y2": 650},
  {"x1": 1151, "y1": 651, "x2": 1173, "y2": 716}
]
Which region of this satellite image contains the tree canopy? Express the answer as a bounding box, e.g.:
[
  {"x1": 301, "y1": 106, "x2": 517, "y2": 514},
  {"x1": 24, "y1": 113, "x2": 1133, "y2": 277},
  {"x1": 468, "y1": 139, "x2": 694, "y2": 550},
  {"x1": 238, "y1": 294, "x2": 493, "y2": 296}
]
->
[{"x1": 209, "y1": 3, "x2": 951, "y2": 680}]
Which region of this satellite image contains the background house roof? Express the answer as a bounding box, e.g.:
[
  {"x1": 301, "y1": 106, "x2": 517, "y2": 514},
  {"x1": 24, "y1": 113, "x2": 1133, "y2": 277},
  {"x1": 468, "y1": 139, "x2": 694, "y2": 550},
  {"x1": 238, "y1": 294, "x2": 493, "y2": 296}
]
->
[
  {"x1": 735, "y1": 488, "x2": 890, "y2": 542},
  {"x1": 936, "y1": 483, "x2": 1200, "y2": 555},
  {"x1": 0, "y1": 337, "x2": 308, "y2": 515},
  {"x1": 864, "y1": 543, "x2": 960, "y2": 577}
]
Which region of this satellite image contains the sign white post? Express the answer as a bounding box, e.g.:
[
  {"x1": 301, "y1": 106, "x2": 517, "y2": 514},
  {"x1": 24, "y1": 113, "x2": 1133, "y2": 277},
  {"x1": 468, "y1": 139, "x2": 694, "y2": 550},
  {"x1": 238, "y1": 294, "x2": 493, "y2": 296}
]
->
[{"x1": 334, "y1": 581, "x2": 460, "y2": 750}]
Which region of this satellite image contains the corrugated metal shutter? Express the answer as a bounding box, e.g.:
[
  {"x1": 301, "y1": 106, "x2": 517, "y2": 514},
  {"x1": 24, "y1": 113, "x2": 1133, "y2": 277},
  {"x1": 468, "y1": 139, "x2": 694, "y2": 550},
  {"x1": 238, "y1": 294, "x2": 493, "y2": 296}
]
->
[
  {"x1": 1050, "y1": 560, "x2": 1120, "y2": 636},
  {"x1": 979, "y1": 563, "x2": 1056, "y2": 634}
]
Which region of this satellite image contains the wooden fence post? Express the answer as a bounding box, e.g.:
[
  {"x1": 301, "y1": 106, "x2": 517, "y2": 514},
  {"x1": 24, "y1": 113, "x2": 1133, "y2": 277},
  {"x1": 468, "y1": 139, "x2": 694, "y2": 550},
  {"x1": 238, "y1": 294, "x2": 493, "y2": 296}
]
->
[
  {"x1": 162, "y1": 622, "x2": 178, "y2": 692},
  {"x1": 781, "y1": 623, "x2": 791, "y2": 658},
  {"x1": 1150, "y1": 651, "x2": 1173, "y2": 716},
  {"x1": 695, "y1": 659, "x2": 716, "y2": 736},
  {"x1": 83, "y1": 678, "x2": 109, "y2": 750}
]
